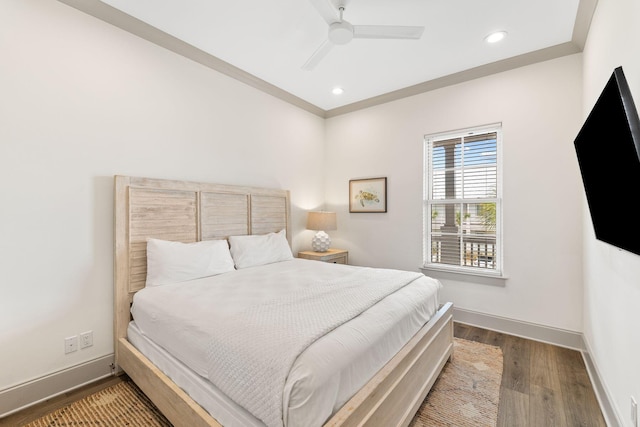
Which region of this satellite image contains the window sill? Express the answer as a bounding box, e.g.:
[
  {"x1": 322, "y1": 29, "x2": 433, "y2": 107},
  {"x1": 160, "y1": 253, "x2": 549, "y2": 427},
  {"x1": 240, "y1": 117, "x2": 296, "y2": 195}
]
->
[{"x1": 420, "y1": 266, "x2": 507, "y2": 286}]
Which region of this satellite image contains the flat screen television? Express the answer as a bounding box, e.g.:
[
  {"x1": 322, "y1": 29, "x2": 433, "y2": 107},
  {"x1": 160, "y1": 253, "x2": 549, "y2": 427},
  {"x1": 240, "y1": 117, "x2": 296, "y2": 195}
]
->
[{"x1": 574, "y1": 66, "x2": 640, "y2": 256}]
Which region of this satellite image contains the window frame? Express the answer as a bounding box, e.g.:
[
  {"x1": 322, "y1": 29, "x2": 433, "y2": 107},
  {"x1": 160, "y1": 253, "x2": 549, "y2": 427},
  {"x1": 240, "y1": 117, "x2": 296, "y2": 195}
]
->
[{"x1": 422, "y1": 123, "x2": 504, "y2": 278}]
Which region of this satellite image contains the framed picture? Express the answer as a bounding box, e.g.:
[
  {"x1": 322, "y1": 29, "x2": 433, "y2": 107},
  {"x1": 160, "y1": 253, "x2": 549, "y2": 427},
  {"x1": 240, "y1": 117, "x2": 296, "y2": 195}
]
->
[{"x1": 349, "y1": 177, "x2": 387, "y2": 213}]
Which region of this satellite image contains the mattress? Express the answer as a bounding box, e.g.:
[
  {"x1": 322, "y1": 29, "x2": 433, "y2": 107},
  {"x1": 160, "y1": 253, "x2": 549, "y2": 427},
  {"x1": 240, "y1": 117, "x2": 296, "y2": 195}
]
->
[
  {"x1": 129, "y1": 258, "x2": 441, "y2": 427},
  {"x1": 128, "y1": 321, "x2": 264, "y2": 426}
]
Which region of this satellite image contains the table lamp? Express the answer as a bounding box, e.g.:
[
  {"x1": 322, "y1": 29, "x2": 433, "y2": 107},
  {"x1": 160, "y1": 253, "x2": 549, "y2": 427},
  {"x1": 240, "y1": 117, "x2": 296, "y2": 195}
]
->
[{"x1": 306, "y1": 211, "x2": 337, "y2": 252}]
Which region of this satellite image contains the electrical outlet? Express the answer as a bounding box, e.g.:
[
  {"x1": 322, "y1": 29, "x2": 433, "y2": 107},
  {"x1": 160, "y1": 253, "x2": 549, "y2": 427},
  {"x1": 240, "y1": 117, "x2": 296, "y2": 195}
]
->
[
  {"x1": 80, "y1": 331, "x2": 93, "y2": 349},
  {"x1": 632, "y1": 396, "x2": 638, "y2": 427},
  {"x1": 64, "y1": 336, "x2": 78, "y2": 354}
]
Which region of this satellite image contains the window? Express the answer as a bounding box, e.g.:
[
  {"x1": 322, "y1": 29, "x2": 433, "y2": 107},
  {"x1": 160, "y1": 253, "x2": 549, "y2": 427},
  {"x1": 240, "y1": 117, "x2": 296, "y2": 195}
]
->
[{"x1": 423, "y1": 124, "x2": 502, "y2": 276}]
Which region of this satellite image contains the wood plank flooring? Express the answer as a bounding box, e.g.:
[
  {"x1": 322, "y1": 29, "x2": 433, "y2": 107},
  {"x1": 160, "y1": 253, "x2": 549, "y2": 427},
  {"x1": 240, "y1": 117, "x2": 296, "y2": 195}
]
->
[
  {"x1": 1, "y1": 323, "x2": 607, "y2": 426},
  {"x1": 455, "y1": 323, "x2": 607, "y2": 427}
]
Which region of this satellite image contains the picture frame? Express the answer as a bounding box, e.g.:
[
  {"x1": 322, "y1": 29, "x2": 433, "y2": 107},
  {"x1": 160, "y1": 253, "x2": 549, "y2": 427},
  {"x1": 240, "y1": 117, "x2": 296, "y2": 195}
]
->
[{"x1": 349, "y1": 177, "x2": 387, "y2": 213}]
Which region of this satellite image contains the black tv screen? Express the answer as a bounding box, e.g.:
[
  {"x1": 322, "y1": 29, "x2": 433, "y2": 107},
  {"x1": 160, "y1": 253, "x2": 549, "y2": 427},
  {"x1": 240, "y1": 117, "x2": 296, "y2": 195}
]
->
[{"x1": 574, "y1": 66, "x2": 640, "y2": 256}]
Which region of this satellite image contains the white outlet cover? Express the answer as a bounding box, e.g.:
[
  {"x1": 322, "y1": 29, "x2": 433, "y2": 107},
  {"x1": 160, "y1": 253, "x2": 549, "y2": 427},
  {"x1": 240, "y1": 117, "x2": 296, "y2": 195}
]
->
[
  {"x1": 80, "y1": 331, "x2": 93, "y2": 349},
  {"x1": 632, "y1": 396, "x2": 638, "y2": 427},
  {"x1": 64, "y1": 336, "x2": 78, "y2": 354}
]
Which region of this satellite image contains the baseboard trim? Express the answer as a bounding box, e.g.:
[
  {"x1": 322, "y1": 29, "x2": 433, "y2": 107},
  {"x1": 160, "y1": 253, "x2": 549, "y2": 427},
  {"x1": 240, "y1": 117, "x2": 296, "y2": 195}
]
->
[
  {"x1": 582, "y1": 339, "x2": 621, "y2": 427},
  {"x1": 0, "y1": 354, "x2": 115, "y2": 418},
  {"x1": 453, "y1": 307, "x2": 584, "y2": 350}
]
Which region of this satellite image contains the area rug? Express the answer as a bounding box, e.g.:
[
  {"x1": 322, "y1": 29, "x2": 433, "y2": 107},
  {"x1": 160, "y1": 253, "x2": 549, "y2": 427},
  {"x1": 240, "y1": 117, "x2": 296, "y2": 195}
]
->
[
  {"x1": 409, "y1": 337, "x2": 503, "y2": 427},
  {"x1": 22, "y1": 379, "x2": 171, "y2": 427},
  {"x1": 23, "y1": 338, "x2": 502, "y2": 427}
]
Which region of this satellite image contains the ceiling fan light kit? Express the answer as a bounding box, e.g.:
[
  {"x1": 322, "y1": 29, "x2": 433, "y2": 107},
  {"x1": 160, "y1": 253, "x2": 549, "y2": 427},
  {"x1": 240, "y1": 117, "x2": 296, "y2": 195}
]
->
[
  {"x1": 303, "y1": 0, "x2": 426, "y2": 70},
  {"x1": 329, "y1": 21, "x2": 354, "y2": 44}
]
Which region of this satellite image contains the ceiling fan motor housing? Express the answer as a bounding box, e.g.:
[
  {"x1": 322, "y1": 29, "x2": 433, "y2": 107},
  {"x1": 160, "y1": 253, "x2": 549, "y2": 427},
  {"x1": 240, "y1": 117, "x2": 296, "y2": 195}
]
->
[{"x1": 329, "y1": 21, "x2": 354, "y2": 44}]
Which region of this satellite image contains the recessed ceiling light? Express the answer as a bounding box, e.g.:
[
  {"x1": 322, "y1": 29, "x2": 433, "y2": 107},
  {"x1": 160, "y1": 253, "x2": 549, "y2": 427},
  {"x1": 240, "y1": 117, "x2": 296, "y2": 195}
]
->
[
  {"x1": 332, "y1": 87, "x2": 344, "y2": 95},
  {"x1": 484, "y1": 31, "x2": 507, "y2": 44}
]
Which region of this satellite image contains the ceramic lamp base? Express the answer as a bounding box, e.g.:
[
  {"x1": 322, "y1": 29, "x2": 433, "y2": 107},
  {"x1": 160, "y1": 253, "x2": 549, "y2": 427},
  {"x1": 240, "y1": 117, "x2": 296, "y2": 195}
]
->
[{"x1": 311, "y1": 231, "x2": 331, "y2": 252}]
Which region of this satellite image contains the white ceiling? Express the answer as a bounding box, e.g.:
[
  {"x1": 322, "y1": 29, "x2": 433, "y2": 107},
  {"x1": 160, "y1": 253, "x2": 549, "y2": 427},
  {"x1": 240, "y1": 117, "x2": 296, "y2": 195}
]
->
[{"x1": 65, "y1": 0, "x2": 592, "y2": 116}]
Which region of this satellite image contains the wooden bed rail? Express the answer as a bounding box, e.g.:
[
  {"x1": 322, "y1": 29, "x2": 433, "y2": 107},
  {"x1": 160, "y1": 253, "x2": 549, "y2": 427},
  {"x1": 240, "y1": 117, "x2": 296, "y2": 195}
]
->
[{"x1": 117, "y1": 303, "x2": 453, "y2": 427}]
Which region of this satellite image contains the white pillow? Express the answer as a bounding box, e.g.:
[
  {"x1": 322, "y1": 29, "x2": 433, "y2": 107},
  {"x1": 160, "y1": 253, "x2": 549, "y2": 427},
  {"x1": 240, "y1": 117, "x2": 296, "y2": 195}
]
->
[
  {"x1": 229, "y1": 229, "x2": 293, "y2": 269},
  {"x1": 145, "y1": 238, "x2": 235, "y2": 287}
]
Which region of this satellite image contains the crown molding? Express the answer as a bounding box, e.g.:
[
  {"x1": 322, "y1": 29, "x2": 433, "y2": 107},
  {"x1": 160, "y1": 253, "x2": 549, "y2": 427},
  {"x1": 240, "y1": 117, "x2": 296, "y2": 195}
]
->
[
  {"x1": 58, "y1": 0, "x2": 597, "y2": 119},
  {"x1": 57, "y1": 0, "x2": 326, "y2": 118}
]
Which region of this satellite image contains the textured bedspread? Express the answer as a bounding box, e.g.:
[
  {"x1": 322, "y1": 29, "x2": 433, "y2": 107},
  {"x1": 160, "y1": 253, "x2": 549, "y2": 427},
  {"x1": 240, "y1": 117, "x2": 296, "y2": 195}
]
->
[
  {"x1": 131, "y1": 259, "x2": 437, "y2": 427},
  {"x1": 205, "y1": 266, "x2": 423, "y2": 427}
]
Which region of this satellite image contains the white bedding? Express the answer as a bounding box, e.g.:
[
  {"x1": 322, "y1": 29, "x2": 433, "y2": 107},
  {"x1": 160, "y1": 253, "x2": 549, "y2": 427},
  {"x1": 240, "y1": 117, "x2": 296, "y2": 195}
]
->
[
  {"x1": 128, "y1": 321, "x2": 264, "y2": 427},
  {"x1": 131, "y1": 258, "x2": 442, "y2": 427}
]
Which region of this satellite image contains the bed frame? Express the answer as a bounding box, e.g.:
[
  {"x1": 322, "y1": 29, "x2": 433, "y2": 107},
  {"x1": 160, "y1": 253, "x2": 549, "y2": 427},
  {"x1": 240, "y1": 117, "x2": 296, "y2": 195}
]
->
[{"x1": 114, "y1": 175, "x2": 454, "y2": 427}]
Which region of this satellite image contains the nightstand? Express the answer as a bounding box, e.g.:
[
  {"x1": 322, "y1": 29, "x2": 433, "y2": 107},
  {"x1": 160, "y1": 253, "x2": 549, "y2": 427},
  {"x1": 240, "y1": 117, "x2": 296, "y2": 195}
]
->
[{"x1": 298, "y1": 248, "x2": 348, "y2": 265}]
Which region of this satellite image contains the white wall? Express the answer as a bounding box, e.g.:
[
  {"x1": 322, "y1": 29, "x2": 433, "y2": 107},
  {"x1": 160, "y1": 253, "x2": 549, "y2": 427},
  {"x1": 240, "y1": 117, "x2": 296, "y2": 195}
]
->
[
  {"x1": 581, "y1": 0, "x2": 640, "y2": 425},
  {"x1": 0, "y1": 0, "x2": 325, "y2": 392},
  {"x1": 325, "y1": 55, "x2": 585, "y2": 332}
]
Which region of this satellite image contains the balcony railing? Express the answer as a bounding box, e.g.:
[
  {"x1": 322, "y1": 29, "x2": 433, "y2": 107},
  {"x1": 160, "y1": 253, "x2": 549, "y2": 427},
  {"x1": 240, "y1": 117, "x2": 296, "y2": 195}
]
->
[{"x1": 431, "y1": 235, "x2": 496, "y2": 269}]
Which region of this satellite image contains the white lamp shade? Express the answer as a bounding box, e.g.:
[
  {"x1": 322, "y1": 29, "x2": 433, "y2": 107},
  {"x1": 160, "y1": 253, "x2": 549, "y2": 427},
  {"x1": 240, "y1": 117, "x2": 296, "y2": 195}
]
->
[{"x1": 306, "y1": 211, "x2": 337, "y2": 231}]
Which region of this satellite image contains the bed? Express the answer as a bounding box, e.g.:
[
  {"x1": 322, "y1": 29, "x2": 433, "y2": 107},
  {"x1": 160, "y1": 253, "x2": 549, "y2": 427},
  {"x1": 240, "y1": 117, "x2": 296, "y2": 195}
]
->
[{"x1": 114, "y1": 175, "x2": 454, "y2": 427}]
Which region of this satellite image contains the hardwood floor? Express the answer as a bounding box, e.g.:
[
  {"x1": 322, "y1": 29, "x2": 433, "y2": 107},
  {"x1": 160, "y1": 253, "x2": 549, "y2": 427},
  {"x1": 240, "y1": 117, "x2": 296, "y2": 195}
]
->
[
  {"x1": 455, "y1": 323, "x2": 607, "y2": 427},
  {"x1": 1, "y1": 323, "x2": 607, "y2": 426}
]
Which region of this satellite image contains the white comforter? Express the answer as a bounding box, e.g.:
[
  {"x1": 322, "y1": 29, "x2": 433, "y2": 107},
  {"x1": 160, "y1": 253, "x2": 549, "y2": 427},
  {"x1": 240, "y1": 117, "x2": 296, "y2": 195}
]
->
[{"x1": 131, "y1": 259, "x2": 441, "y2": 427}]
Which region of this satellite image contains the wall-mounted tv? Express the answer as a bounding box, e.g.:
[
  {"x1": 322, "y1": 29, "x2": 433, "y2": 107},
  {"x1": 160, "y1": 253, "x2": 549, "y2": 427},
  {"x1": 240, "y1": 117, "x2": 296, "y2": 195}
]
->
[{"x1": 574, "y1": 66, "x2": 640, "y2": 256}]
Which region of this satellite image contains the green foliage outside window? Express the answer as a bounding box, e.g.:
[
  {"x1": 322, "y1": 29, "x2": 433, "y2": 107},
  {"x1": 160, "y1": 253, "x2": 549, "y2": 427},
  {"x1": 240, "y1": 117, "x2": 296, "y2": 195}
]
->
[{"x1": 478, "y1": 202, "x2": 496, "y2": 231}]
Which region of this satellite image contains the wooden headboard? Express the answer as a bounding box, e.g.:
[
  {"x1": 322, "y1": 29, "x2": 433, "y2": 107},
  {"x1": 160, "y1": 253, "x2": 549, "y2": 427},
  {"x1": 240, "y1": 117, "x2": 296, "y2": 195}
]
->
[{"x1": 113, "y1": 175, "x2": 291, "y2": 359}]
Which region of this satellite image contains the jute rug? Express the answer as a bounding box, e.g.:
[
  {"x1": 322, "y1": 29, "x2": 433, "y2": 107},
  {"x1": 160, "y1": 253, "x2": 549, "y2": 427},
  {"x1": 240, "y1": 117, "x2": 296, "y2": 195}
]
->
[
  {"x1": 409, "y1": 337, "x2": 503, "y2": 427},
  {"x1": 23, "y1": 338, "x2": 502, "y2": 427}
]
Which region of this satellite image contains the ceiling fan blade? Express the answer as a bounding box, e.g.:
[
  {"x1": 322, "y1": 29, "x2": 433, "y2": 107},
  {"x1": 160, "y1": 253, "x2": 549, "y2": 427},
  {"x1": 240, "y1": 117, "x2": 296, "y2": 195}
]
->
[
  {"x1": 308, "y1": 0, "x2": 339, "y2": 25},
  {"x1": 353, "y1": 25, "x2": 425, "y2": 40},
  {"x1": 302, "y1": 39, "x2": 334, "y2": 71}
]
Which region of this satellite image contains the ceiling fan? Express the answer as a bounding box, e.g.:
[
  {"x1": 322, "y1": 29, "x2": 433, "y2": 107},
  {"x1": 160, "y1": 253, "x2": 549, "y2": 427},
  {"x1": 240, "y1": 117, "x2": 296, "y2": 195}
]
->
[{"x1": 302, "y1": 0, "x2": 425, "y2": 71}]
